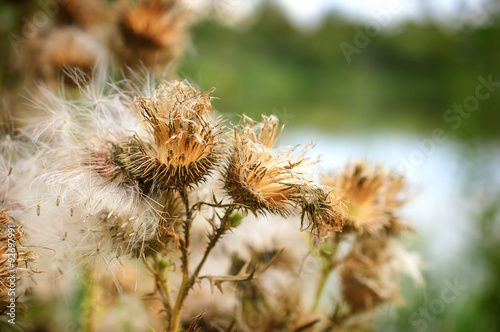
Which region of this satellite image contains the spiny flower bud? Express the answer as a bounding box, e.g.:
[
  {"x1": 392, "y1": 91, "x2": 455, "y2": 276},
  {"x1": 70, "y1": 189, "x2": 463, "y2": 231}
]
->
[
  {"x1": 298, "y1": 185, "x2": 345, "y2": 236},
  {"x1": 228, "y1": 211, "x2": 243, "y2": 229}
]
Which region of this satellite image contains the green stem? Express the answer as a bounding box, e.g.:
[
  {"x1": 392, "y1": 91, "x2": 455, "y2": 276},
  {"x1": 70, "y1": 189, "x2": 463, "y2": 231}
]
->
[
  {"x1": 83, "y1": 270, "x2": 97, "y2": 332},
  {"x1": 153, "y1": 254, "x2": 173, "y2": 313},
  {"x1": 168, "y1": 187, "x2": 192, "y2": 332},
  {"x1": 192, "y1": 206, "x2": 234, "y2": 279},
  {"x1": 168, "y1": 205, "x2": 235, "y2": 331},
  {"x1": 169, "y1": 276, "x2": 189, "y2": 332},
  {"x1": 312, "y1": 262, "x2": 333, "y2": 313}
]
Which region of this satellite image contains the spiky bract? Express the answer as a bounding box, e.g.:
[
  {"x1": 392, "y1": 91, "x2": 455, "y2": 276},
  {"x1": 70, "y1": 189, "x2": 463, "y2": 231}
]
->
[{"x1": 111, "y1": 81, "x2": 222, "y2": 191}]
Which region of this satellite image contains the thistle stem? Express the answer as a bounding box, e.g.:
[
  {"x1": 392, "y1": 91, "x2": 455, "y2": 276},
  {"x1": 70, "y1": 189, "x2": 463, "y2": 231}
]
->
[
  {"x1": 168, "y1": 205, "x2": 235, "y2": 331},
  {"x1": 312, "y1": 262, "x2": 333, "y2": 313},
  {"x1": 152, "y1": 254, "x2": 173, "y2": 313},
  {"x1": 168, "y1": 187, "x2": 192, "y2": 332},
  {"x1": 192, "y1": 206, "x2": 234, "y2": 279},
  {"x1": 169, "y1": 277, "x2": 188, "y2": 332},
  {"x1": 83, "y1": 270, "x2": 97, "y2": 332}
]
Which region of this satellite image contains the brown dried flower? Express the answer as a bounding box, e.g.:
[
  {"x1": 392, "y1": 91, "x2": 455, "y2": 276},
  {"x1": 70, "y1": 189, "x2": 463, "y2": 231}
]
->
[
  {"x1": 225, "y1": 115, "x2": 313, "y2": 216},
  {"x1": 323, "y1": 161, "x2": 410, "y2": 235},
  {"x1": 298, "y1": 185, "x2": 345, "y2": 236},
  {"x1": 0, "y1": 209, "x2": 36, "y2": 308},
  {"x1": 56, "y1": 0, "x2": 108, "y2": 29},
  {"x1": 20, "y1": 27, "x2": 103, "y2": 87},
  {"x1": 114, "y1": 0, "x2": 188, "y2": 71},
  {"x1": 111, "y1": 81, "x2": 222, "y2": 192}
]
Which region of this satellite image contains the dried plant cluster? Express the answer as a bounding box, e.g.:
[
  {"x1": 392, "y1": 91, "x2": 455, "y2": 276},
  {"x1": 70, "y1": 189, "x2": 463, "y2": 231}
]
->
[
  {"x1": 114, "y1": 0, "x2": 187, "y2": 70},
  {"x1": 0, "y1": 1, "x2": 422, "y2": 331},
  {"x1": 10, "y1": 0, "x2": 188, "y2": 96},
  {"x1": 0, "y1": 210, "x2": 36, "y2": 309}
]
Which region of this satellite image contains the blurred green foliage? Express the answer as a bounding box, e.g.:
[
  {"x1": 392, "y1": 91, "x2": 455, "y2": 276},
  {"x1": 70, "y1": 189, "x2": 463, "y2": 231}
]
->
[{"x1": 180, "y1": 2, "x2": 500, "y2": 139}]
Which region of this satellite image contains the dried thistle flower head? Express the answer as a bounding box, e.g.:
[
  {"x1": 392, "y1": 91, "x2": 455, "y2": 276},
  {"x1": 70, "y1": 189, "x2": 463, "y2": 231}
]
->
[
  {"x1": 56, "y1": 0, "x2": 108, "y2": 29},
  {"x1": 114, "y1": 0, "x2": 188, "y2": 71},
  {"x1": 298, "y1": 185, "x2": 346, "y2": 236},
  {"x1": 340, "y1": 236, "x2": 422, "y2": 314},
  {"x1": 225, "y1": 115, "x2": 315, "y2": 216},
  {"x1": 19, "y1": 27, "x2": 103, "y2": 87},
  {"x1": 112, "y1": 80, "x2": 222, "y2": 191},
  {"x1": 323, "y1": 161, "x2": 410, "y2": 235},
  {"x1": 0, "y1": 209, "x2": 36, "y2": 308},
  {"x1": 15, "y1": 75, "x2": 203, "y2": 278}
]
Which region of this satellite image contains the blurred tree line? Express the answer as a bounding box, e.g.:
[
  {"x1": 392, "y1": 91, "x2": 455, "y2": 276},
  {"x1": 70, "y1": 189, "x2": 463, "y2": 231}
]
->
[
  {"x1": 180, "y1": 1, "x2": 500, "y2": 140},
  {"x1": 2, "y1": 1, "x2": 499, "y2": 139}
]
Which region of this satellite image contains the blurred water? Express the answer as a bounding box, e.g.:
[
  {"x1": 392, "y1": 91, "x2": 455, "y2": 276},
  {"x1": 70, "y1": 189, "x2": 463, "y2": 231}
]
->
[{"x1": 282, "y1": 129, "x2": 499, "y2": 275}]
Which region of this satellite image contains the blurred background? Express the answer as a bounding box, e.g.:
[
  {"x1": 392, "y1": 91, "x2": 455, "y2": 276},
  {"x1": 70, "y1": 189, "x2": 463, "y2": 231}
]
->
[
  {"x1": 1, "y1": 0, "x2": 500, "y2": 331},
  {"x1": 178, "y1": 1, "x2": 500, "y2": 331}
]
